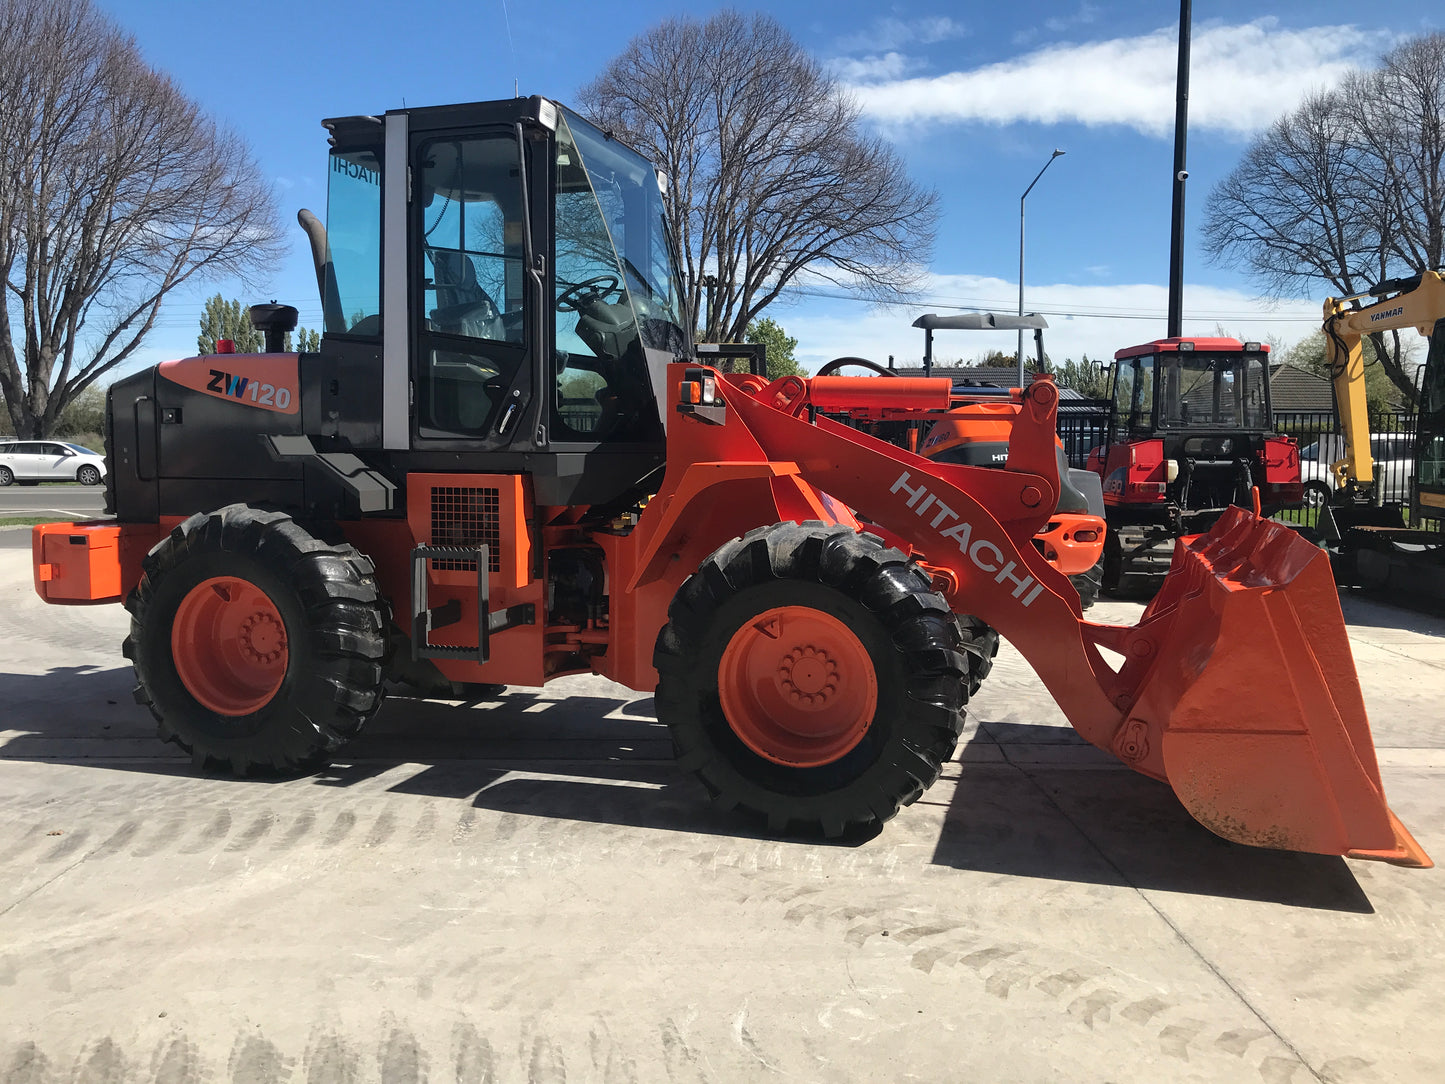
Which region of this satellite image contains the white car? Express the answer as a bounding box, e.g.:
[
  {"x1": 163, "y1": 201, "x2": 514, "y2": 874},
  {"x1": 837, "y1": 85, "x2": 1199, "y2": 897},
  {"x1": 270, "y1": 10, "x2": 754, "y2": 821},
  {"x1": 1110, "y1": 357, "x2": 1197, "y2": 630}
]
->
[
  {"x1": 1299, "y1": 434, "x2": 1413, "y2": 507},
  {"x1": 0, "y1": 440, "x2": 107, "y2": 486}
]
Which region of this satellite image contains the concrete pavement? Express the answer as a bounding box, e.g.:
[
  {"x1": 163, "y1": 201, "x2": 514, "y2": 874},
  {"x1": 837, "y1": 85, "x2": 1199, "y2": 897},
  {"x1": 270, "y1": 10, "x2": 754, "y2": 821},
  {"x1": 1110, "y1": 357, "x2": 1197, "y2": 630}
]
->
[{"x1": 1, "y1": 543, "x2": 1442, "y2": 1083}]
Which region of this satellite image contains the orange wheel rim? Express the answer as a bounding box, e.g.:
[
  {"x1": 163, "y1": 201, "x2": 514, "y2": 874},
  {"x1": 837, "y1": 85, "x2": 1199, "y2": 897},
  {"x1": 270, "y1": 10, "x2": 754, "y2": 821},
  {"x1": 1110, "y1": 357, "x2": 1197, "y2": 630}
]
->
[
  {"x1": 717, "y1": 606, "x2": 878, "y2": 768},
  {"x1": 171, "y1": 576, "x2": 289, "y2": 716}
]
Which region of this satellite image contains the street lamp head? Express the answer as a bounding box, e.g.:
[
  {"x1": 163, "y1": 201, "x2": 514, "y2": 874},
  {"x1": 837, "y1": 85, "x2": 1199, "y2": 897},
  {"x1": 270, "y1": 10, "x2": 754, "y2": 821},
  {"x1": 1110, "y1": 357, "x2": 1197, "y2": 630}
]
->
[{"x1": 1051, "y1": 149, "x2": 1066, "y2": 158}]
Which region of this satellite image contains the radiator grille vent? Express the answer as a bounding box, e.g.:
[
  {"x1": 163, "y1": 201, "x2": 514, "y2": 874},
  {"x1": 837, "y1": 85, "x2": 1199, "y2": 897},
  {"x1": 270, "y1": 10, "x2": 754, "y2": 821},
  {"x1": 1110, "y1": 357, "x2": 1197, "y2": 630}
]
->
[{"x1": 430, "y1": 486, "x2": 501, "y2": 572}]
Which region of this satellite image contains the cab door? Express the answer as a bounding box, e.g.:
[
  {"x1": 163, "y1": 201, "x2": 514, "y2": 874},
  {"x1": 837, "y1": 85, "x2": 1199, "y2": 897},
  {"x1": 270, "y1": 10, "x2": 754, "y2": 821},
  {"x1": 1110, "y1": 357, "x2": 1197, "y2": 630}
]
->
[{"x1": 411, "y1": 131, "x2": 533, "y2": 448}]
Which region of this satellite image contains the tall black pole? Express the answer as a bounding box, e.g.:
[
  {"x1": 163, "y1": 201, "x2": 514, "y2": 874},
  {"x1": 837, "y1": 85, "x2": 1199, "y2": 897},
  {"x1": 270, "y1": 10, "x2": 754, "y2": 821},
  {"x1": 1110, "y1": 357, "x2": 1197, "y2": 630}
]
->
[{"x1": 1167, "y1": 0, "x2": 1191, "y2": 338}]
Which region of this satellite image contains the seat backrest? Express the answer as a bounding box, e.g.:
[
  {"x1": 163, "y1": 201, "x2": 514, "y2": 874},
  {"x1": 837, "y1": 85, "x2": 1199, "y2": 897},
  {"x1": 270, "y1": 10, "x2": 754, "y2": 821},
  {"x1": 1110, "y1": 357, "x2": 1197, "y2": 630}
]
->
[{"x1": 432, "y1": 250, "x2": 483, "y2": 310}]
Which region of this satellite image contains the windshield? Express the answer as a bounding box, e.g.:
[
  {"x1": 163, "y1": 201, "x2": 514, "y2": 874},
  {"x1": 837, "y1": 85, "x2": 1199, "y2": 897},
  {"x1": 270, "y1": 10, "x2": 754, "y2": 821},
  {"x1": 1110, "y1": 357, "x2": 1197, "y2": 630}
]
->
[
  {"x1": 556, "y1": 107, "x2": 686, "y2": 351},
  {"x1": 1156, "y1": 352, "x2": 1268, "y2": 429}
]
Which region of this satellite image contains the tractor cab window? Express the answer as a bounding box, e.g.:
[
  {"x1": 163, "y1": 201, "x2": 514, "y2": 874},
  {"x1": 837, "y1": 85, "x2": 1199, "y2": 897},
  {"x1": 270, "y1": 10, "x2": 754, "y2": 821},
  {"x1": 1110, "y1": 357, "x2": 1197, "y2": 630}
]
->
[
  {"x1": 1121, "y1": 356, "x2": 1154, "y2": 429},
  {"x1": 551, "y1": 108, "x2": 682, "y2": 444},
  {"x1": 1160, "y1": 352, "x2": 1268, "y2": 429},
  {"x1": 1112, "y1": 361, "x2": 1135, "y2": 429},
  {"x1": 326, "y1": 150, "x2": 383, "y2": 335},
  {"x1": 415, "y1": 134, "x2": 527, "y2": 438}
]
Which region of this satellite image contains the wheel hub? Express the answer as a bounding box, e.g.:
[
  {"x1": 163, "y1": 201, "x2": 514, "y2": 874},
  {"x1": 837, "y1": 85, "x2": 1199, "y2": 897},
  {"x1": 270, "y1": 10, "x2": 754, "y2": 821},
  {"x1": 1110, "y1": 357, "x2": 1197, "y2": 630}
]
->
[
  {"x1": 238, "y1": 611, "x2": 286, "y2": 664},
  {"x1": 717, "y1": 606, "x2": 878, "y2": 768},
  {"x1": 778, "y1": 646, "x2": 838, "y2": 704},
  {"x1": 171, "y1": 575, "x2": 289, "y2": 716}
]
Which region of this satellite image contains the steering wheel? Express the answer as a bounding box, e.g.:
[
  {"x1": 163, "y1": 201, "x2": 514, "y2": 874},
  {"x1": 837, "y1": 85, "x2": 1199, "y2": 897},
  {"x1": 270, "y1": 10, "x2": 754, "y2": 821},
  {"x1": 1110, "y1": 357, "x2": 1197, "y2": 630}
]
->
[{"x1": 556, "y1": 274, "x2": 623, "y2": 312}]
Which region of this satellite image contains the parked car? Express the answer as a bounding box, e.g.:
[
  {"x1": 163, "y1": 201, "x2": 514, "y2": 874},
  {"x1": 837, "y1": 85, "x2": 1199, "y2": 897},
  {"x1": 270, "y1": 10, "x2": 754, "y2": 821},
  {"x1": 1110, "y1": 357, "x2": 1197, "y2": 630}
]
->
[
  {"x1": 1299, "y1": 433, "x2": 1413, "y2": 507},
  {"x1": 0, "y1": 441, "x2": 107, "y2": 486}
]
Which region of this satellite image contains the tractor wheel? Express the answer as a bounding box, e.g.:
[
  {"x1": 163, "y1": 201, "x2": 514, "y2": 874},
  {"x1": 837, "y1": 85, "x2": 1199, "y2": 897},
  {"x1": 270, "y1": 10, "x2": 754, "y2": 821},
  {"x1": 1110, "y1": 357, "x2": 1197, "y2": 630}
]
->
[
  {"x1": 655, "y1": 521, "x2": 984, "y2": 838},
  {"x1": 1070, "y1": 557, "x2": 1104, "y2": 610},
  {"x1": 125, "y1": 505, "x2": 387, "y2": 774}
]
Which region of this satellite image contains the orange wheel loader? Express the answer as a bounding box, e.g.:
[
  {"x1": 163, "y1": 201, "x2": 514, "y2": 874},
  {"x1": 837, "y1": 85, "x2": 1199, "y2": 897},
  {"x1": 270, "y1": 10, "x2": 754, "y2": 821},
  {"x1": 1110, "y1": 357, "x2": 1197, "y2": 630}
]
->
[{"x1": 31, "y1": 97, "x2": 1429, "y2": 863}]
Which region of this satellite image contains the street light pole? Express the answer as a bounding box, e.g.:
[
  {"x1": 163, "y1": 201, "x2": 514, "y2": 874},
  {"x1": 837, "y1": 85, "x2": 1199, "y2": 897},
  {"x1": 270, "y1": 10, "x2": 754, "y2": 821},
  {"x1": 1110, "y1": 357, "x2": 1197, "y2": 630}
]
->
[{"x1": 1018, "y1": 148, "x2": 1065, "y2": 387}]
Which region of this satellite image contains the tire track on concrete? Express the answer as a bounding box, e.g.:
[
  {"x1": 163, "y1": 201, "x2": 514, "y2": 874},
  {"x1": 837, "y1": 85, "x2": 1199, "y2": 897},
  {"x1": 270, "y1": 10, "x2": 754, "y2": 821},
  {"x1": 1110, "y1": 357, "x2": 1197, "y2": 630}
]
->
[{"x1": 766, "y1": 886, "x2": 1313, "y2": 1082}]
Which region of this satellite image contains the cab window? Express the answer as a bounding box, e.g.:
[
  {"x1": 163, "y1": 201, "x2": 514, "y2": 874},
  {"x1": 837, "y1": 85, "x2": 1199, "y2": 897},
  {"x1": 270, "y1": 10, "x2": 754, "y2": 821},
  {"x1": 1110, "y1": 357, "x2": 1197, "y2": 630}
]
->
[
  {"x1": 550, "y1": 110, "x2": 669, "y2": 444},
  {"x1": 326, "y1": 150, "x2": 382, "y2": 335},
  {"x1": 415, "y1": 134, "x2": 527, "y2": 438}
]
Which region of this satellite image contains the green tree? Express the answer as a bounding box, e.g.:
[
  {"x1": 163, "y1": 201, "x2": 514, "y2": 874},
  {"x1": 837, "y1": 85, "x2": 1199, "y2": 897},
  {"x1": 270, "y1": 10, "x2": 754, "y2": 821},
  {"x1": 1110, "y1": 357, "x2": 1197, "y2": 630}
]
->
[
  {"x1": 198, "y1": 295, "x2": 263, "y2": 354},
  {"x1": 291, "y1": 328, "x2": 322, "y2": 353},
  {"x1": 1054, "y1": 355, "x2": 1112, "y2": 399},
  {"x1": 1279, "y1": 330, "x2": 1409, "y2": 412},
  {"x1": 745, "y1": 317, "x2": 806, "y2": 378},
  {"x1": 198, "y1": 295, "x2": 321, "y2": 355},
  {"x1": 54, "y1": 383, "x2": 106, "y2": 437}
]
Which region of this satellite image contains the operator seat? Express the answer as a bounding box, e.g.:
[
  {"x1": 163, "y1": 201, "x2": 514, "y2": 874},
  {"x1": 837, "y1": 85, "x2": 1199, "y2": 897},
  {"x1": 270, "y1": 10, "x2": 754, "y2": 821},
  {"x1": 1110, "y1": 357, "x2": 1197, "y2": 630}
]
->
[{"x1": 430, "y1": 251, "x2": 504, "y2": 341}]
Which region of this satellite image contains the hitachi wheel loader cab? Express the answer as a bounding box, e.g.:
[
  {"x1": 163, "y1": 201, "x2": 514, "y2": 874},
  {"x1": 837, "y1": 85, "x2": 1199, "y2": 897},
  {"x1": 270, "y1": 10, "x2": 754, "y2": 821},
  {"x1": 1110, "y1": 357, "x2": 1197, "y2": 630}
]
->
[{"x1": 31, "y1": 96, "x2": 1428, "y2": 866}]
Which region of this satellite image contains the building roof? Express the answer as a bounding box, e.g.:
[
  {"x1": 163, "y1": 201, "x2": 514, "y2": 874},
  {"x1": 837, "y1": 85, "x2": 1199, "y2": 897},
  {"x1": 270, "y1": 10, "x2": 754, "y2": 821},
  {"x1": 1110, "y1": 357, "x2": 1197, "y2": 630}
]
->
[{"x1": 1269, "y1": 362, "x2": 1333, "y2": 412}]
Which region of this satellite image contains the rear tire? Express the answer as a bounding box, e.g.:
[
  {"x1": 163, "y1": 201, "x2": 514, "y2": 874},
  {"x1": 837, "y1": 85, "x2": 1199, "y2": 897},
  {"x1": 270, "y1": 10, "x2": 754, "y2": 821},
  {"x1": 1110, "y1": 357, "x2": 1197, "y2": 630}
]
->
[
  {"x1": 125, "y1": 505, "x2": 387, "y2": 774},
  {"x1": 1303, "y1": 481, "x2": 1330, "y2": 509},
  {"x1": 0, "y1": 466, "x2": 11, "y2": 486},
  {"x1": 655, "y1": 521, "x2": 986, "y2": 837}
]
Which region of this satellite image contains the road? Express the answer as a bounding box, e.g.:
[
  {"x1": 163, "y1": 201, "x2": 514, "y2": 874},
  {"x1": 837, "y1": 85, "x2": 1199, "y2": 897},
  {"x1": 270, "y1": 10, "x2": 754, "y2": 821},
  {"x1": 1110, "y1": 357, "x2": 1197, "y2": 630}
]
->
[
  {"x1": 0, "y1": 484, "x2": 107, "y2": 519},
  {"x1": 1, "y1": 544, "x2": 1443, "y2": 1083}
]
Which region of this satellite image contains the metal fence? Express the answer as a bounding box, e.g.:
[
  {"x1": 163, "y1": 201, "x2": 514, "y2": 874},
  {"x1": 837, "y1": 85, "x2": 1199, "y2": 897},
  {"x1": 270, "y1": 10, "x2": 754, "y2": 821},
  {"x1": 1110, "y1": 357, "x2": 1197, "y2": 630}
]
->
[
  {"x1": 1057, "y1": 405, "x2": 1110, "y2": 469},
  {"x1": 1058, "y1": 406, "x2": 1439, "y2": 531},
  {"x1": 1270, "y1": 409, "x2": 1437, "y2": 527}
]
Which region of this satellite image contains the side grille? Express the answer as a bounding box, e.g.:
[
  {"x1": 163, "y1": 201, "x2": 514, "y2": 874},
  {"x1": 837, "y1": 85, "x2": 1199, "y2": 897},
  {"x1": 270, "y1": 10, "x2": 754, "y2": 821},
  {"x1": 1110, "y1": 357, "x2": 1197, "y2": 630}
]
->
[{"x1": 430, "y1": 486, "x2": 501, "y2": 572}]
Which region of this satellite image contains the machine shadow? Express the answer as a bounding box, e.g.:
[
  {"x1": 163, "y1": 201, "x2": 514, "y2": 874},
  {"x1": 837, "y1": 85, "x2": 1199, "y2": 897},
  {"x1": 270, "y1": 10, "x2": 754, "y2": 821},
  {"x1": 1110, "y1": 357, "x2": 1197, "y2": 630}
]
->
[
  {"x1": 936, "y1": 724, "x2": 1374, "y2": 913},
  {"x1": 0, "y1": 666, "x2": 1383, "y2": 895},
  {"x1": 0, "y1": 665, "x2": 878, "y2": 849},
  {"x1": 1338, "y1": 592, "x2": 1445, "y2": 631}
]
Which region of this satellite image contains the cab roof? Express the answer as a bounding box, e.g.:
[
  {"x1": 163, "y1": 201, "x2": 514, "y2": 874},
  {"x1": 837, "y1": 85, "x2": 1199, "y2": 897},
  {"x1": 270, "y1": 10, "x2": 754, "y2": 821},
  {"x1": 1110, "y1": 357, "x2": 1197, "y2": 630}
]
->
[{"x1": 1114, "y1": 337, "x2": 1270, "y2": 360}]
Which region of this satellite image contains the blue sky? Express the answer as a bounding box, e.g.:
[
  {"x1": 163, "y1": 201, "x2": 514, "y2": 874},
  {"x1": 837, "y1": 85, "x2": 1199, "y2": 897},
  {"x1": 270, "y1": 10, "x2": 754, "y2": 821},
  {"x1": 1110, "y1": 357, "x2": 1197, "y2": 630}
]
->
[{"x1": 98, "y1": 0, "x2": 1444, "y2": 374}]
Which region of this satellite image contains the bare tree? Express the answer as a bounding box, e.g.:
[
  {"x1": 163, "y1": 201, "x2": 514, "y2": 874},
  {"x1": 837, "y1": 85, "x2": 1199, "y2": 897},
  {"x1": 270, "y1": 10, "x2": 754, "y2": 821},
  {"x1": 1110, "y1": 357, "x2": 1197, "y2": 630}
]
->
[
  {"x1": 0, "y1": 0, "x2": 283, "y2": 438},
  {"x1": 1203, "y1": 32, "x2": 1445, "y2": 403},
  {"x1": 580, "y1": 10, "x2": 938, "y2": 343}
]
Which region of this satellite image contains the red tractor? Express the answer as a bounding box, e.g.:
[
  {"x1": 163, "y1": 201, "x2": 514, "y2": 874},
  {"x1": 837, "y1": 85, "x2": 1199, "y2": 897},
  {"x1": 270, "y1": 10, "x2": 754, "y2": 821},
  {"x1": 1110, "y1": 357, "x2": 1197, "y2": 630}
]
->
[
  {"x1": 1086, "y1": 338, "x2": 1303, "y2": 594},
  {"x1": 29, "y1": 96, "x2": 1423, "y2": 864}
]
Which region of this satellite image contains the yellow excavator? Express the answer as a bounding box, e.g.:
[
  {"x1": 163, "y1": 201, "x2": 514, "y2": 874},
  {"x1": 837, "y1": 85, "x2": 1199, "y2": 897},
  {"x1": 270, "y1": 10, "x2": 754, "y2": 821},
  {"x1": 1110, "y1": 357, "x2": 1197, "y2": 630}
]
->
[{"x1": 1321, "y1": 269, "x2": 1445, "y2": 601}]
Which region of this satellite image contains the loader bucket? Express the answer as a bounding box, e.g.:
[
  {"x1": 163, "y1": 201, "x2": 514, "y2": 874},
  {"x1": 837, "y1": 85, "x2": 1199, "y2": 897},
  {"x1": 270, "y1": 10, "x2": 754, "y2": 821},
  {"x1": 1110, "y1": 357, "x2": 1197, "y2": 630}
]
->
[{"x1": 1129, "y1": 506, "x2": 1430, "y2": 867}]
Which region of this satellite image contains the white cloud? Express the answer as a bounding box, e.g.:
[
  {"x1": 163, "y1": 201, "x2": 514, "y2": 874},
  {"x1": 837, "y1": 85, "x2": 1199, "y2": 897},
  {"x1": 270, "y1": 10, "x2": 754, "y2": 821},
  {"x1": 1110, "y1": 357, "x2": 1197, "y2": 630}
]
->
[
  {"x1": 1044, "y1": 3, "x2": 1100, "y2": 34},
  {"x1": 834, "y1": 15, "x2": 967, "y2": 54},
  {"x1": 848, "y1": 18, "x2": 1393, "y2": 136},
  {"x1": 780, "y1": 273, "x2": 1321, "y2": 371},
  {"x1": 829, "y1": 52, "x2": 918, "y2": 83}
]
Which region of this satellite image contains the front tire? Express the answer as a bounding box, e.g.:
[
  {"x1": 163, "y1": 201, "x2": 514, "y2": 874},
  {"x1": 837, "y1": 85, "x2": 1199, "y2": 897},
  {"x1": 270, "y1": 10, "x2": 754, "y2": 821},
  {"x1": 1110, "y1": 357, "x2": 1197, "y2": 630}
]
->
[
  {"x1": 76, "y1": 464, "x2": 102, "y2": 486},
  {"x1": 125, "y1": 505, "x2": 387, "y2": 774},
  {"x1": 0, "y1": 466, "x2": 11, "y2": 486},
  {"x1": 655, "y1": 521, "x2": 986, "y2": 837}
]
